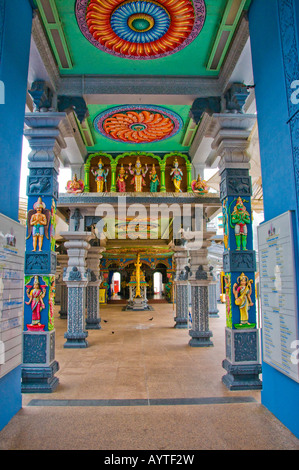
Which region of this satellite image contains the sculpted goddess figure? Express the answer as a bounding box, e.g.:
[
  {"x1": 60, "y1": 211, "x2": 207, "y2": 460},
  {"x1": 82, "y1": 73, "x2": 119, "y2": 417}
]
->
[{"x1": 170, "y1": 158, "x2": 183, "y2": 192}]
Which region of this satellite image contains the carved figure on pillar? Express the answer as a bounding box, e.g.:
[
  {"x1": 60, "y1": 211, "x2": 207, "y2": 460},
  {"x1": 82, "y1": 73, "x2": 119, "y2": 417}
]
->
[
  {"x1": 233, "y1": 273, "x2": 255, "y2": 327},
  {"x1": 230, "y1": 197, "x2": 251, "y2": 251},
  {"x1": 25, "y1": 276, "x2": 46, "y2": 330},
  {"x1": 92, "y1": 159, "x2": 109, "y2": 192},
  {"x1": 128, "y1": 157, "x2": 148, "y2": 192},
  {"x1": 116, "y1": 164, "x2": 128, "y2": 192},
  {"x1": 170, "y1": 158, "x2": 183, "y2": 192},
  {"x1": 66, "y1": 174, "x2": 84, "y2": 194},
  {"x1": 26, "y1": 197, "x2": 50, "y2": 252}
]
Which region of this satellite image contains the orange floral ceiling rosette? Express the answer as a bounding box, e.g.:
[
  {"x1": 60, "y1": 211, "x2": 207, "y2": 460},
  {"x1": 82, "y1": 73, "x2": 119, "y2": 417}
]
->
[
  {"x1": 76, "y1": 0, "x2": 206, "y2": 59},
  {"x1": 93, "y1": 105, "x2": 183, "y2": 143}
]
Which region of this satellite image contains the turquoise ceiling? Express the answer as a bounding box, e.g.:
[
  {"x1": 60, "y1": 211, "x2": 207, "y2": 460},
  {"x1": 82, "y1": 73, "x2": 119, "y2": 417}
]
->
[
  {"x1": 37, "y1": 0, "x2": 251, "y2": 77},
  {"x1": 36, "y1": 0, "x2": 251, "y2": 153}
]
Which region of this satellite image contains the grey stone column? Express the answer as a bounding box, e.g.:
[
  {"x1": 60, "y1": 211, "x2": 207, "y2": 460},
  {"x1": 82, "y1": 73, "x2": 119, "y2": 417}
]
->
[
  {"x1": 60, "y1": 227, "x2": 94, "y2": 348},
  {"x1": 187, "y1": 228, "x2": 214, "y2": 347},
  {"x1": 57, "y1": 254, "x2": 68, "y2": 319},
  {"x1": 173, "y1": 246, "x2": 189, "y2": 329},
  {"x1": 86, "y1": 246, "x2": 104, "y2": 330},
  {"x1": 208, "y1": 280, "x2": 219, "y2": 318}
]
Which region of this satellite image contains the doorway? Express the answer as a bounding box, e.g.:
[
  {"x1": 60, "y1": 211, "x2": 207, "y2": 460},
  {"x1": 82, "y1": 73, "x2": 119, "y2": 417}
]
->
[{"x1": 153, "y1": 271, "x2": 163, "y2": 299}]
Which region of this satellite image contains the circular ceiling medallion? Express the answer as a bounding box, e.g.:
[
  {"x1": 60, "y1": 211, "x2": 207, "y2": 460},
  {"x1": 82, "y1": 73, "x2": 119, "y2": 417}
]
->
[
  {"x1": 76, "y1": 0, "x2": 206, "y2": 59},
  {"x1": 94, "y1": 106, "x2": 183, "y2": 143}
]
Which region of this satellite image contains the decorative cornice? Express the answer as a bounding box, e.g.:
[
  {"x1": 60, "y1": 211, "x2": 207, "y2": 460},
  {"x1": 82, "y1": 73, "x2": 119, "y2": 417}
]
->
[
  {"x1": 218, "y1": 13, "x2": 250, "y2": 92},
  {"x1": 58, "y1": 74, "x2": 222, "y2": 98},
  {"x1": 31, "y1": 12, "x2": 61, "y2": 91}
]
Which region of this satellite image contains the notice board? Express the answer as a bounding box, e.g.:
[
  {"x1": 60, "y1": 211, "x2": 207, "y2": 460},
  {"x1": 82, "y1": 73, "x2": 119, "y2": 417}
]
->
[
  {"x1": 258, "y1": 211, "x2": 299, "y2": 382},
  {"x1": 0, "y1": 213, "x2": 25, "y2": 379}
]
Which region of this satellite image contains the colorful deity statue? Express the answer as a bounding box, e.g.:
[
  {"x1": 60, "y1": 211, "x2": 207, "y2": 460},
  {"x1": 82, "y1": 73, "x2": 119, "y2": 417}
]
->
[
  {"x1": 25, "y1": 276, "x2": 47, "y2": 329},
  {"x1": 149, "y1": 164, "x2": 159, "y2": 192},
  {"x1": 233, "y1": 273, "x2": 254, "y2": 325},
  {"x1": 230, "y1": 197, "x2": 251, "y2": 251},
  {"x1": 116, "y1": 164, "x2": 128, "y2": 192},
  {"x1": 170, "y1": 158, "x2": 183, "y2": 192},
  {"x1": 26, "y1": 197, "x2": 50, "y2": 252},
  {"x1": 92, "y1": 159, "x2": 109, "y2": 192},
  {"x1": 66, "y1": 174, "x2": 84, "y2": 193},
  {"x1": 128, "y1": 157, "x2": 148, "y2": 192},
  {"x1": 191, "y1": 174, "x2": 209, "y2": 193}
]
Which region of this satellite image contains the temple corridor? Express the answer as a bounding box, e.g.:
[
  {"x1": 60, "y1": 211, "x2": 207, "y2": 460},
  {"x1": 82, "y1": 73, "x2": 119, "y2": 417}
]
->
[{"x1": 0, "y1": 303, "x2": 298, "y2": 450}]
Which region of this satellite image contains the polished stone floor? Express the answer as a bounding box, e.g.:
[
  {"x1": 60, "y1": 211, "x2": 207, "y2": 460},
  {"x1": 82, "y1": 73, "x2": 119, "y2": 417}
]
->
[{"x1": 1, "y1": 302, "x2": 299, "y2": 450}]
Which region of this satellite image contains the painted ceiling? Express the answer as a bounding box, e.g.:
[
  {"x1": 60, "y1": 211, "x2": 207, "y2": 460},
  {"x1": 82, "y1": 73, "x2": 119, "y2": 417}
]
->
[
  {"x1": 86, "y1": 103, "x2": 192, "y2": 152},
  {"x1": 35, "y1": 0, "x2": 252, "y2": 153}
]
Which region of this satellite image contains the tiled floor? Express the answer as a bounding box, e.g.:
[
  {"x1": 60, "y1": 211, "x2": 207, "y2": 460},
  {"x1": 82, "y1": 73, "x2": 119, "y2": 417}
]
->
[{"x1": 1, "y1": 302, "x2": 299, "y2": 450}]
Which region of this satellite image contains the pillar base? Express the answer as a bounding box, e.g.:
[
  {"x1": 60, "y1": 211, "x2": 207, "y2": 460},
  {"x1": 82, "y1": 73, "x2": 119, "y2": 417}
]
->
[
  {"x1": 86, "y1": 318, "x2": 101, "y2": 330},
  {"x1": 174, "y1": 316, "x2": 188, "y2": 328},
  {"x1": 64, "y1": 332, "x2": 89, "y2": 348},
  {"x1": 59, "y1": 310, "x2": 67, "y2": 320},
  {"x1": 222, "y1": 359, "x2": 262, "y2": 390},
  {"x1": 209, "y1": 311, "x2": 220, "y2": 318},
  {"x1": 188, "y1": 330, "x2": 213, "y2": 347},
  {"x1": 21, "y1": 361, "x2": 59, "y2": 393}
]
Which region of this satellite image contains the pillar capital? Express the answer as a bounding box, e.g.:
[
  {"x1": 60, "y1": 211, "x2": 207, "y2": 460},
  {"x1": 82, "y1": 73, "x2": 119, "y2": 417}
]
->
[
  {"x1": 60, "y1": 231, "x2": 94, "y2": 284},
  {"x1": 208, "y1": 113, "x2": 256, "y2": 173}
]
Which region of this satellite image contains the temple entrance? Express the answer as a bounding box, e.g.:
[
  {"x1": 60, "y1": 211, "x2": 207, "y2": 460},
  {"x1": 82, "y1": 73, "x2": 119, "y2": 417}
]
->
[
  {"x1": 111, "y1": 272, "x2": 121, "y2": 299},
  {"x1": 153, "y1": 272, "x2": 163, "y2": 298}
]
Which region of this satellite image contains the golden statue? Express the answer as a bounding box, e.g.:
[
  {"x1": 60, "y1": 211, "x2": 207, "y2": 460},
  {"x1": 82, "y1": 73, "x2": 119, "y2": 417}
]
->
[{"x1": 134, "y1": 253, "x2": 142, "y2": 298}]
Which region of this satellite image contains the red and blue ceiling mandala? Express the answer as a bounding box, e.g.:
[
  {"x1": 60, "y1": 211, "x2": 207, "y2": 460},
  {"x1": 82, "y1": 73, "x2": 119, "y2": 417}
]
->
[
  {"x1": 94, "y1": 106, "x2": 183, "y2": 143},
  {"x1": 76, "y1": 0, "x2": 206, "y2": 59}
]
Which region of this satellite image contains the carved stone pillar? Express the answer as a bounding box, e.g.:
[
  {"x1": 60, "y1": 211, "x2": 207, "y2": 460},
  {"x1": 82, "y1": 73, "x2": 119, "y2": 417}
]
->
[
  {"x1": 57, "y1": 254, "x2": 68, "y2": 319},
  {"x1": 61, "y1": 224, "x2": 94, "y2": 348},
  {"x1": 208, "y1": 267, "x2": 219, "y2": 318},
  {"x1": 86, "y1": 246, "x2": 104, "y2": 330},
  {"x1": 188, "y1": 229, "x2": 214, "y2": 347},
  {"x1": 21, "y1": 111, "x2": 66, "y2": 393},
  {"x1": 173, "y1": 245, "x2": 189, "y2": 329},
  {"x1": 210, "y1": 112, "x2": 262, "y2": 390}
]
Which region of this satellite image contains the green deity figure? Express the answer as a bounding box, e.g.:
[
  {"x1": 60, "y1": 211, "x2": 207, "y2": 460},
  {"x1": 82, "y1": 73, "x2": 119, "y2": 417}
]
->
[
  {"x1": 230, "y1": 197, "x2": 251, "y2": 251},
  {"x1": 149, "y1": 164, "x2": 159, "y2": 192}
]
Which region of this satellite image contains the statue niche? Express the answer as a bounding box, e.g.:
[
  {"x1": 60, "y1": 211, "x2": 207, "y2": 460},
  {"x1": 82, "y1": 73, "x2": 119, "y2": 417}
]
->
[{"x1": 89, "y1": 156, "x2": 111, "y2": 192}]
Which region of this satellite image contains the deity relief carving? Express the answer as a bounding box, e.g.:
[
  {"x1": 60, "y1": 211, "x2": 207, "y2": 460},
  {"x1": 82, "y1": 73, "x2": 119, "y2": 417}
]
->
[
  {"x1": 229, "y1": 197, "x2": 251, "y2": 251},
  {"x1": 26, "y1": 197, "x2": 50, "y2": 252}
]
